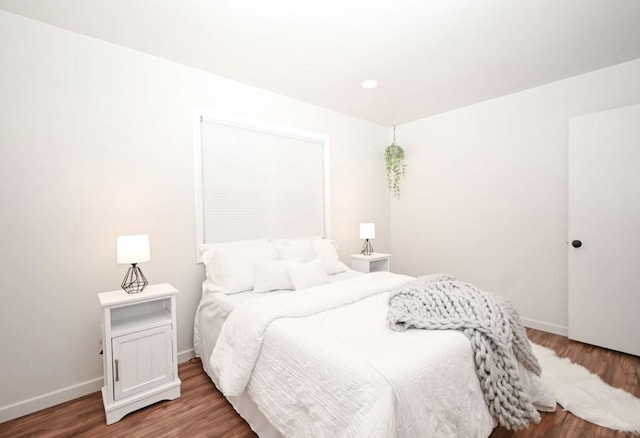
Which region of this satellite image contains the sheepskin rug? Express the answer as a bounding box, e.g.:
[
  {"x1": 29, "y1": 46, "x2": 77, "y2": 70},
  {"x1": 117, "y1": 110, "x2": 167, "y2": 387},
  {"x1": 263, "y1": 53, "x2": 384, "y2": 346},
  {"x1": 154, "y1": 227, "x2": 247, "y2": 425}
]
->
[{"x1": 532, "y1": 343, "x2": 640, "y2": 434}]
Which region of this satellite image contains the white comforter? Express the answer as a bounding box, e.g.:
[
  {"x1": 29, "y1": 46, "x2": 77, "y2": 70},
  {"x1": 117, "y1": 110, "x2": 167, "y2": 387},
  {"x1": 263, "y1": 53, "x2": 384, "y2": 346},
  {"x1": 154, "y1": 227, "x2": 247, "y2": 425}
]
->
[{"x1": 209, "y1": 272, "x2": 551, "y2": 438}]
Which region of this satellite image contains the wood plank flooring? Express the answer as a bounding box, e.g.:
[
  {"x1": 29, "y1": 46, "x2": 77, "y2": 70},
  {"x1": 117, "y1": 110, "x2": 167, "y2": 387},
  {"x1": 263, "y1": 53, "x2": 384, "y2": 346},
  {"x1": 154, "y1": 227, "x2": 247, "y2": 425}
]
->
[
  {"x1": 490, "y1": 328, "x2": 640, "y2": 438},
  {"x1": 1, "y1": 328, "x2": 638, "y2": 437}
]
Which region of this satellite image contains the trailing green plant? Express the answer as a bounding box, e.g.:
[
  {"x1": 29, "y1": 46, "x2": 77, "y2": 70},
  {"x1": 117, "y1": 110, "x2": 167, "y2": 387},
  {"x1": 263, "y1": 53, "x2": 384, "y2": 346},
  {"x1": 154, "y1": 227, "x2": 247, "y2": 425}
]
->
[{"x1": 385, "y1": 126, "x2": 406, "y2": 198}]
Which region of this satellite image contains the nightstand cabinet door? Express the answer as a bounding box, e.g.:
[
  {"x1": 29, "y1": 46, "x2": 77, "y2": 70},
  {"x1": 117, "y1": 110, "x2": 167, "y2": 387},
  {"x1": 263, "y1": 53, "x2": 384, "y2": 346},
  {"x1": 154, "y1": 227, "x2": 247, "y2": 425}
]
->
[{"x1": 112, "y1": 324, "x2": 173, "y2": 401}]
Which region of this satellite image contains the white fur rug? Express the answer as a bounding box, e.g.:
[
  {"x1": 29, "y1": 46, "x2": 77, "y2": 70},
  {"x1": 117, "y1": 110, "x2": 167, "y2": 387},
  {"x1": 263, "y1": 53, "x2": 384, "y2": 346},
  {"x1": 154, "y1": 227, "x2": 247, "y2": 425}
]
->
[{"x1": 531, "y1": 343, "x2": 640, "y2": 434}]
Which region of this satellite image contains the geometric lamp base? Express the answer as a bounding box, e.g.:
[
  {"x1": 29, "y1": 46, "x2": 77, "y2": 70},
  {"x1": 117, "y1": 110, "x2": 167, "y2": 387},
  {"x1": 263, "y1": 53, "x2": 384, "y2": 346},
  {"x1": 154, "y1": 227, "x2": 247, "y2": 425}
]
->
[
  {"x1": 121, "y1": 263, "x2": 148, "y2": 294},
  {"x1": 360, "y1": 239, "x2": 374, "y2": 256}
]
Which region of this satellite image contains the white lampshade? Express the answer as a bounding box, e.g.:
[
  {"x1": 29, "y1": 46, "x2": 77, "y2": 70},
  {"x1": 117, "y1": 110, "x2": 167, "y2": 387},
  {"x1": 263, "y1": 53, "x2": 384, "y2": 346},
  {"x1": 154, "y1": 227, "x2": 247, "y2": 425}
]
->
[
  {"x1": 359, "y1": 223, "x2": 375, "y2": 240},
  {"x1": 117, "y1": 234, "x2": 151, "y2": 264}
]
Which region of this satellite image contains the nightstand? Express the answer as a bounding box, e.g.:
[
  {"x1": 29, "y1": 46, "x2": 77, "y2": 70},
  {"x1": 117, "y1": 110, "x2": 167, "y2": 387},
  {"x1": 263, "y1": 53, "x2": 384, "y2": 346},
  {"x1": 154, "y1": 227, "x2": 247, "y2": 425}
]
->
[
  {"x1": 98, "y1": 283, "x2": 181, "y2": 425},
  {"x1": 350, "y1": 252, "x2": 391, "y2": 273}
]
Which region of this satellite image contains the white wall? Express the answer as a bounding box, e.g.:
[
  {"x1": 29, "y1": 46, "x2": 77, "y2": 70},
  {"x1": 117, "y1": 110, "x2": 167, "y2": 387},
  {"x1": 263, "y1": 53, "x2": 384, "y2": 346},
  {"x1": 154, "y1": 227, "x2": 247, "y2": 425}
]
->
[
  {"x1": 391, "y1": 58, "x2": 640, "y2": 335},
  {"x1": 0, "y1": 11, "x2": 390, "y2": 420}
]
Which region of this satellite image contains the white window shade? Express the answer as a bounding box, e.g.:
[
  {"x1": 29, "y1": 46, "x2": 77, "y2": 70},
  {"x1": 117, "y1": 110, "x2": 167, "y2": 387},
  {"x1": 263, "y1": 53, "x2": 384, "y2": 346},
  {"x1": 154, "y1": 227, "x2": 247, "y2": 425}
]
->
[{"x1": 196, "y1": 113, "x2": 330, "y2": 246}]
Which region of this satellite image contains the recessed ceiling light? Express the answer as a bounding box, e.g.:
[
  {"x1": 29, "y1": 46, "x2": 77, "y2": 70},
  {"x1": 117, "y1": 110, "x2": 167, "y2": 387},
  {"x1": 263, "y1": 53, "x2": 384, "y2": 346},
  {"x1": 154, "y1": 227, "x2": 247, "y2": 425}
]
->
[{"x1": 361, "y1": 80, "x2": 377, "y2": 89}]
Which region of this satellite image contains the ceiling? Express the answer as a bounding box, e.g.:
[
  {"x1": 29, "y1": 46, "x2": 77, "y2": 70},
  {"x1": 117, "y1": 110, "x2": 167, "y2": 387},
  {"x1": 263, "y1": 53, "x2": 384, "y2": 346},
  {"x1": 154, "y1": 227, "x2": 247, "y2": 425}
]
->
[{"x1": 2, "y1": 0, "x2": 640, "y2": 126}]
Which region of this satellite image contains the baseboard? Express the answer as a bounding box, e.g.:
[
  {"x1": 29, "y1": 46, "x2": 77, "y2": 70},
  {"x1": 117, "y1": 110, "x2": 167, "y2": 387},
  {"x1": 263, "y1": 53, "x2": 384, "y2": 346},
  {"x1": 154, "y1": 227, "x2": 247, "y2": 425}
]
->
[
  {"x1": 0, "y1": 377, "x2": 103, "y2": 424},
  {"x1": 178, "y1": 348, "x2": 195, "y2": 363},
  {"x1": 1, "y1": 348, "x2": 197, "y2": 424},
  {"x1": 522, "y1": 317, "x2": 568, "y2": 337}
]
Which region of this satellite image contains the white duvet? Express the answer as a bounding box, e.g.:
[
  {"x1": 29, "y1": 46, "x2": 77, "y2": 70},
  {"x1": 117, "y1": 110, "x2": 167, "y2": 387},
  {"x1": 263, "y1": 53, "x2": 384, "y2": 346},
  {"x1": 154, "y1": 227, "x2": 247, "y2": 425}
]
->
[{"x1": 209, "y1": 272, "x2": 553, "y2": 438}]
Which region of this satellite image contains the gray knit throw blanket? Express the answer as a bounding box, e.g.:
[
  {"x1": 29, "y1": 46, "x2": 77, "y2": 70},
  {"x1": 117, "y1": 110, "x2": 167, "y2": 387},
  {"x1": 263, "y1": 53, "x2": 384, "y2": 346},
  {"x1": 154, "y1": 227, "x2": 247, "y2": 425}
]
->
[{"x1": 387, "y1": 273, "x2": 541, "y2": 430}]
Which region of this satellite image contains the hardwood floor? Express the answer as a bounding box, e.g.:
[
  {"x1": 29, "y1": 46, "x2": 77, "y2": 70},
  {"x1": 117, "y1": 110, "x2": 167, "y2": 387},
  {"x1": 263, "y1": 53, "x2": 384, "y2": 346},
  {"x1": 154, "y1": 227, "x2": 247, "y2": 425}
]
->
[
  {"x1": 0, "y1": 359, "x2": 256, "y2": 438},
  {"x1": 490, "y1": 328, "x2": 640, "y2": 438},
  {"x1": 1, "y1": 328, "x2": 638, "y2": 437}
]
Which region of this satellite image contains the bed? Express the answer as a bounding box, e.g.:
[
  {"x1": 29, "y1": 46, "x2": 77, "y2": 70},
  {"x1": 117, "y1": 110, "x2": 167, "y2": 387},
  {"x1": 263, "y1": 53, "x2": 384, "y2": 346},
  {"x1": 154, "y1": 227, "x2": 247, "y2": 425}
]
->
[{"x1": 193, "y1": 237, "x2": 554, "y2": 437}]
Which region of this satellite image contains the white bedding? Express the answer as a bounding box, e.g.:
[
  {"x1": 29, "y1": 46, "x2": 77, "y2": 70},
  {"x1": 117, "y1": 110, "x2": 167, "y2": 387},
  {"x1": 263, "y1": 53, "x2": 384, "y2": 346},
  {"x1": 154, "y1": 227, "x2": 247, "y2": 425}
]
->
[
  {"x1": 201, "y1": 271, "x2": 554, "y2": 438},
  {"x1": 193, "y1": 269, "x2": 362, "y2": 373}
]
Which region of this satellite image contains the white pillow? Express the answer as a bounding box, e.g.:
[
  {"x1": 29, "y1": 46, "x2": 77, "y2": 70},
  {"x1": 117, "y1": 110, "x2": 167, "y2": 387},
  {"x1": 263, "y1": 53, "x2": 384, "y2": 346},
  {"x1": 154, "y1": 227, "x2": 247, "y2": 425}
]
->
[
  {"x1": 253, "y1": 259, "x2": 301, "y2": 293},
  {"x1": 202, "y1": 240, "x2": 277, "y2": 294},
  {"x1": 278, "y1": 239, "x2": 316, "y2": 262},
  {"x1": 200, "y1": 238, "x2": 270, "y2": 284},
  {"x1": 288, "y1": 258, "x2": 330, "y2": 290},
  {"x1": 312, "y1": 239, "x2": 348, "y2": 275}
]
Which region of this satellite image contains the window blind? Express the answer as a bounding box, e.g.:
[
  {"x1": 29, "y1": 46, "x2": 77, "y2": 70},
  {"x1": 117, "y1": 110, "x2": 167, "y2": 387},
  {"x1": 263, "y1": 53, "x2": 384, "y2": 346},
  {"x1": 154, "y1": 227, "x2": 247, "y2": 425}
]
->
[{"x1": 197, "y1": 115, "x2": 329, "y2": 244}]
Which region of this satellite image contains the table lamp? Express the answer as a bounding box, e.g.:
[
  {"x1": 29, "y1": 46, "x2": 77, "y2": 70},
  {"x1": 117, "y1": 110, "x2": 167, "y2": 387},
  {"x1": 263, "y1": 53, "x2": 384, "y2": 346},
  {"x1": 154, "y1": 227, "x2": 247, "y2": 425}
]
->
[
  {"x1": 359, "y1": 223, "x2": 375, "y2": 256},
  {"x1": 117, "y1": 234, "x2": 150, "y2": 293}
]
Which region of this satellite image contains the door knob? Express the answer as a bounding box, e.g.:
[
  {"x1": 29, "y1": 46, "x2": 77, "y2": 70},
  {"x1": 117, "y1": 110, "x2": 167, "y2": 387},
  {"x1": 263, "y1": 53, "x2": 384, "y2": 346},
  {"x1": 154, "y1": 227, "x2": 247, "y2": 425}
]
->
[{"x1": 571, "y1": 240, "x2": 582, "y2": 248}]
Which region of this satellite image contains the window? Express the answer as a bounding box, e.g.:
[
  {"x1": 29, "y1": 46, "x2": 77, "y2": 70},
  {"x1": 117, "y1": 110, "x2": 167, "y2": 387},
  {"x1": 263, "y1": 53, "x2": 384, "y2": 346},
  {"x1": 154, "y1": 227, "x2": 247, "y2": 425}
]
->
[{"x1": 194, "y1": 109, "x2": 330, "y2": 254}]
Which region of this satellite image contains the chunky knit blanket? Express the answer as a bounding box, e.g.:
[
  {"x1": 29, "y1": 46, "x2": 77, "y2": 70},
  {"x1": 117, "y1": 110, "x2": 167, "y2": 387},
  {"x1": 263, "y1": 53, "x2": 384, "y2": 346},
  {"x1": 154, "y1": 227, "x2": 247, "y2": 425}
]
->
[{"x1": 387, "y1": 273, "x2": 541, "y2": 430}]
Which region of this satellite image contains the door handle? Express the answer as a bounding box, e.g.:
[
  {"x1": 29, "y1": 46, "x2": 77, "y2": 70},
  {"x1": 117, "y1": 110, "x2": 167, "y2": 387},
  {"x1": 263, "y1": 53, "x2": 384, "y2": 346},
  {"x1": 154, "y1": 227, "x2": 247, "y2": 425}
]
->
[
  {"x1": 114, "y1": 359, "x2": 119, "y2": 382},
  {"x1": 571, "y1": 240, "x2": 582, "y2": 248}
]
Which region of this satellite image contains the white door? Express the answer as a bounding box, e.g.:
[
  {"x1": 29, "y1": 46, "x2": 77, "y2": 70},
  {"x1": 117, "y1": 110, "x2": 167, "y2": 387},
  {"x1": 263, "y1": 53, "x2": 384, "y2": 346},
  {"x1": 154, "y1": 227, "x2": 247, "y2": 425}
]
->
[
  {"x1": 568, "y1": 103, "x2": 640, "y2": 356},
  {"x1": 112, "y1": 324, "x2": 174, "y2": 401}
]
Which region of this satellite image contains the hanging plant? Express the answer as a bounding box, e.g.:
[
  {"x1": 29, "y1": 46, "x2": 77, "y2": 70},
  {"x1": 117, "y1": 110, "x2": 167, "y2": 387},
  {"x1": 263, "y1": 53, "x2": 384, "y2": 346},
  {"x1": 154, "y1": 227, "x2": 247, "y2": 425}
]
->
[{"x1": 385, "y1": 125, "x2": 406, "y2": 198}]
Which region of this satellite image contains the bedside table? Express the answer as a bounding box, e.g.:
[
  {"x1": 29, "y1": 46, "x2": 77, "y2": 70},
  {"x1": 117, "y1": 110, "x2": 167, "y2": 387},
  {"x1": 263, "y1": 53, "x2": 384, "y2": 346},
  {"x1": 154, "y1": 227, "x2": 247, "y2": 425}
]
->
[
  {"x1": 98, "y1": 283, "x2": 181, "y2": 425},
  {"x1": 350, "y1": 252, "x2": 391, "y2": 273}
]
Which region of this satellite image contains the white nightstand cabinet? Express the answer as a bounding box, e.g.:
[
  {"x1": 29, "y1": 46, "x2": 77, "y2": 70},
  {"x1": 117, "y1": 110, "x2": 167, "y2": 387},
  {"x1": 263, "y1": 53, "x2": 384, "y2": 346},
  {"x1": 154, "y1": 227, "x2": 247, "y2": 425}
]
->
[
  {"x1": 98, "y1": 283, "x2": 181, "y2": 425},
  {"x1": 350, "y1": 253, "x2": 391, "y2": 273}
]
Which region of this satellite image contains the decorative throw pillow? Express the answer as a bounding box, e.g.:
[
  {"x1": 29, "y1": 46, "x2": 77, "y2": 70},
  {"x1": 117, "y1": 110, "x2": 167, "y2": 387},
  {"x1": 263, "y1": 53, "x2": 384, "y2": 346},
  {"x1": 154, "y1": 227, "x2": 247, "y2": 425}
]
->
[
  {"x1": 288, "y1": 258, "x2": 330, "y2": 290},
  {"x1": 253, "y1": 259, "x2": 302, "y2": 293}
]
